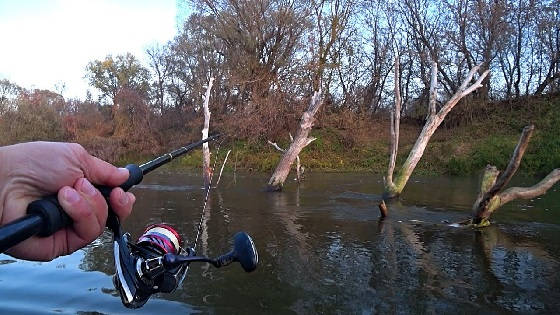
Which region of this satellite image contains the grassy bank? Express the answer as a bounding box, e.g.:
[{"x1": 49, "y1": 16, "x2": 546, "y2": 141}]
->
[{"x1": 149, "y1": 95, "x2": 560, "y2": 177}]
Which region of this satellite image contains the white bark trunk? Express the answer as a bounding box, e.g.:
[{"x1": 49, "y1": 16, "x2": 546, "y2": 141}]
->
[
  {"x1": 267, "y1": 90, "x2": 322, "y2": 191},
  {"x1": 290, "y1": 133, "x2": 302, "y2": 182},
  {"x1": 384, "y1": 64, "x2": 489, "y2": 198},
  {"x1": 386, "y1": 54, "x2": 401, "y2": 189},
  {"x1": 268, "y1": 133, "x2": 304, "y2": 183},
  {"x1": 202, "y1": 77, "x2": 214, "y2": 188}
]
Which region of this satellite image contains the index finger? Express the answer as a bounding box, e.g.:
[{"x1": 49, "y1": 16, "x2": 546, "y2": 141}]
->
[{"x1": 82, "y1": 154, "x2": 129, "y2": 187}]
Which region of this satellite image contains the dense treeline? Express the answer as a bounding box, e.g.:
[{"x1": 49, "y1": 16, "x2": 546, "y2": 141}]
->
[{"x1": 0, "y1": 0, "x2": 558, "y2": 165}]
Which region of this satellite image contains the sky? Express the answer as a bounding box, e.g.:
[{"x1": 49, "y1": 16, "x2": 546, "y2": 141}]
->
[{"x1": 0, "y1": 0, "x2": 179, "y2": 99}]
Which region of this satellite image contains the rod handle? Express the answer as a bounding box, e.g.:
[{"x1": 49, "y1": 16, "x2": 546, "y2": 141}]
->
[
  {"x1": 120, "y1": 164, "x2": 143, "y2": 191},
  {"x1": 27, "y1": 196, "x2": 72, "y2": 236},
  {"x1": 25, "y1": 164, "x2": 143, "y2": 237}
]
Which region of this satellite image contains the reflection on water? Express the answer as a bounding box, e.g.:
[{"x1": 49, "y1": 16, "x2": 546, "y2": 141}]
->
[{"x1": 1, "y1": 171, "x2": 559, "y2": 313}]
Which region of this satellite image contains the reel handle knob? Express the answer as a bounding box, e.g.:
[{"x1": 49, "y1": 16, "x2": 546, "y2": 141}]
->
[{"x1": 223, "y1": 232, "x2": 258, "y2": 272}]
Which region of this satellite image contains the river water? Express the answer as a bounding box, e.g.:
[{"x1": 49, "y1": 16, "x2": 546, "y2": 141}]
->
[{"x1": 1, "y1": 171, "x2": 559, "y2": 314}]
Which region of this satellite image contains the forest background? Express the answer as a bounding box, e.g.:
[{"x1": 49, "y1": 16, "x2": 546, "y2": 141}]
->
[{"x1": 0, "y1": 0, "x2": 559, "y2": 177}]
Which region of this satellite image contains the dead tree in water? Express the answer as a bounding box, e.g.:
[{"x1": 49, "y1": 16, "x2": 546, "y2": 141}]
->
[
  {"x1": 202, "y1": 77, "x2": 214, "y2": 188},
  {"x1": 471, "y1": 125, "x2": 560, "y2": 226},
  {"x1": 267, "y1": 91, "x2": 322, "y2": 191},
  {"x1": 268, "y1": 133, "x2": 305, "y2": 182},
  {"x1": 384, "y1": 59, "x2": 489, "y2": 199}
]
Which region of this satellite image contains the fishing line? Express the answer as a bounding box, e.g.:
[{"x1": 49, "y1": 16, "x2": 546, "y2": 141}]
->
[
  {"x1": 193, "y1": 139, "x2": 222, "y2": 252},
  {"x1": 176, "y1": 140, "x2": 223, "y2": 285}
]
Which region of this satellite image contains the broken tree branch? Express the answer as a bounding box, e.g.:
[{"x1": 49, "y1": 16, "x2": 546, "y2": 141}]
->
[
  {"x1": 499, "y1": 169, "x2": 560, "y2": 204},
  {"x1": 214, "y1": 149, "x2": 231, "y2": 188},
  {"x1": 268, "y1": 140, "x2": 285, "y2": 153},
  {"x1": 290, "y1": 133, "x2": 303, "y2": 183},
  {"x1": 484, "y1": 125, "x2": 534, "y2": 202},
  {"x1": 268, "y1": 133, "x2": 310, "y2": 183}
]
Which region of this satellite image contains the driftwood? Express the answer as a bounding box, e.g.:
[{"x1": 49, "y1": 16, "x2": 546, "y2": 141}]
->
[
  {"x1": 267, "y1": 90, "x2": 322, "y2": 191},
  {"x1": 384, "y1": 61, "x2": 489, "y2": 199},
  {"x1": 471, "y1": 125, "x2": 560, "y2": 226},
  {"x1": 202, "y1": 77, "x2": 214, "y2": 188}
]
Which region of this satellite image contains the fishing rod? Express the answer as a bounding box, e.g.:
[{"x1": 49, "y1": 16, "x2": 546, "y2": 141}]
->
[
  {"x1": 0, "y1": 134, "x2": 221, "y2": 253},
  {"x1": 0, "y1": 134, "x2": 258, "y2": 308}
]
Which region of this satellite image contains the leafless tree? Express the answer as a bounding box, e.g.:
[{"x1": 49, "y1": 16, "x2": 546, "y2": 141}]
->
[{"x1": 385, "y1": 61, "x2": 489, "y2": 199}]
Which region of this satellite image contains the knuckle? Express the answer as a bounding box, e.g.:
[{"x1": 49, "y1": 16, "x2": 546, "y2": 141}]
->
[
  {"x1": 68, "y1": 142, "x2": 86, "y2": 155},
  {"x1": 67, "y1": 143, "x2": 89, "y2": 163}
]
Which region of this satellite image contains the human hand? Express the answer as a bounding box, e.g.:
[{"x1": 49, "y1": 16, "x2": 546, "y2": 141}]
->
[{"x1": 0, "y1": 142, "x2": 136, "y2": 261}]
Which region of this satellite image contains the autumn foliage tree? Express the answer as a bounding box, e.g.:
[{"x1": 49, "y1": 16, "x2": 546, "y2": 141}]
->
[{"x1": 85, "y1": 53, "x2": 150, "y2": 105}]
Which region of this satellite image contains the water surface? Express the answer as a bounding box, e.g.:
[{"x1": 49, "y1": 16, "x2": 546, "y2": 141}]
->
[{"x1": 1, "y1": 171, "x2": 559, "y2": 314}]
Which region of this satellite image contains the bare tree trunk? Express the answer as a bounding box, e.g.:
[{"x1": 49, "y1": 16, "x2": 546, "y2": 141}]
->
[
  {"x1": 384, "y1": 63, "x2": 489, "y2": 199},
  {"x1": 386, "y1": 54, "x2": 401, "y2": 188},
  {"x1": 267, "y1": 90, "x2": 322, "y2": 191},
  {"x1": 268, "y1": 134, "x2": 305, "y2": 184},
  {"x1": 472, "y1": 125, "x2": 560, "y2": 226},
  {"x1": 202, "y1": 78, "x2": 214, "y2": 188},
  {"x1": 289, "y1": 133, "x2": 303, "y2": 183}
]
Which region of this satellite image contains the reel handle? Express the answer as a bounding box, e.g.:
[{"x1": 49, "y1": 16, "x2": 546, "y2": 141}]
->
[
  {"x1": 0, "y1": 164, "x2": 143, "y2": 253},
  {"x1": 159, "y1": 232, "x2": 258, "y2": 272}
]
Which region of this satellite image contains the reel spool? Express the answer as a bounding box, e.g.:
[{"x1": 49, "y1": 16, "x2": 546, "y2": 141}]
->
[{"x1": 137, "y1": 224, "x2": 183, "y2": 256}]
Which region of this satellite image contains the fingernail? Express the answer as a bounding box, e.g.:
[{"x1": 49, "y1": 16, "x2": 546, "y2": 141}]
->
[
  {"x1": 80, "y1": 179, "x2": 97, "y2": 196},
  {"x1": 119, "y1": 189, "x2": 129, "y2": 206},
  {"x1": 118, "y1": 168, "x2": 129, "y2": 176},
  {"x1": 64, "y1": 187, "x2": 81, "y2": 204}
]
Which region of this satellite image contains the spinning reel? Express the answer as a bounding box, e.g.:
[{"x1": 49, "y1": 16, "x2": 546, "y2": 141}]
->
[{"x1": 111, "y1": 218, "x2": 258, "y2": 308}]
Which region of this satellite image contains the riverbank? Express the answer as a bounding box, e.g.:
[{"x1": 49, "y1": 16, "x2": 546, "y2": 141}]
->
[
  {"x1": 167, "y1": 94, "x2": 559, "y2": 176},
  {"x1": 118, "y1": 94, "x2": 559, "y2": 177}
]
